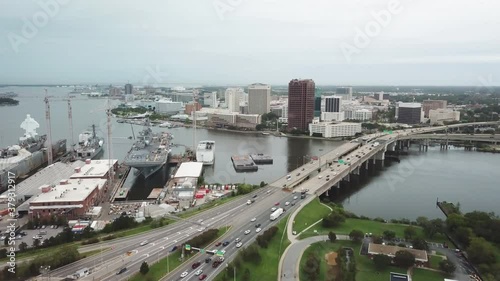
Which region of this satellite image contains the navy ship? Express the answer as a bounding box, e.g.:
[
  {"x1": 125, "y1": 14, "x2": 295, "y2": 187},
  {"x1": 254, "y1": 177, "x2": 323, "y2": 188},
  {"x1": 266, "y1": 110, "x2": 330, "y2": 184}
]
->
[
  {"x1": 123, "y1": 119, "x2": 172, "y2": 178},
  {"x1": 0, "y1": 114, "x2": 67, "y2": 192},
  {"x1": 75, "y1": 124, "x2": 104, "y2": 160}
]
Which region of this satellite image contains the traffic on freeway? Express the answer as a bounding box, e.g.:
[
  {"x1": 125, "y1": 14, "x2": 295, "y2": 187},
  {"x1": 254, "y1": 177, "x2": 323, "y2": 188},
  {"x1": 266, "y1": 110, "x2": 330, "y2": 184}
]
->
[{"x1": 162, "y1": 192, "x2": 300, "y2": 281}]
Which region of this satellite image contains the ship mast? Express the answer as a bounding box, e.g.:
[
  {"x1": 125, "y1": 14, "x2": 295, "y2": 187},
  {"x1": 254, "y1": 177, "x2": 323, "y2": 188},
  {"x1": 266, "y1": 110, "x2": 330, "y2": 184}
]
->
[
  {"x1": 44, "y1": 89, "x2": 53, "y2": 165},
  {"x1": 67, "y1": 97, "x2": 75, "y2": 156}
]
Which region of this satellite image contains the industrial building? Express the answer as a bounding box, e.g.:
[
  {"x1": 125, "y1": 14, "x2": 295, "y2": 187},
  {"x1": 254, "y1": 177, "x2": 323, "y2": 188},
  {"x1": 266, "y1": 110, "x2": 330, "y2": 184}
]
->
[
  {"x1": 368, "y1": 243, "x2": 428, "y2": 265},
  {"x1": 29, "y1": 178, "x2": 107, "y2": 219},
  {"x1": 172, "y1": 162, "x2": 204, "y2": 201},
  {"x1": 308, "y1": 121, "x2": 362, "y2": 138}
]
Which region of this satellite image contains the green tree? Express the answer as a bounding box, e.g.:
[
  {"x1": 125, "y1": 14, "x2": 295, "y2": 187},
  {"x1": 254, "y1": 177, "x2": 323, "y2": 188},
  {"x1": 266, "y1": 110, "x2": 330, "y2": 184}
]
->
[
  {"x1": 349, "y1": 230, "x2": 364, "y2": 242},
  {"x1": 404, "y1": 226, "x2": 417, "y2": 240},
  {"x1": 439, "y1": 259, "x2": 456, "y2": 275},
  {"x1": 423, "y1": 218, "x2": 444, "y2": 238},
  {"x1": 394, "y1": 250, "x2": 415, "y2": 268},
  {"x1": 446, "y1": 213, "x2": 467, "y2": 232},
  {"x1": 328, "y1": 231, "x2": 337, "y2": 243},
  {"x1": 242, "y1": 268, "x2": 251, "y2": 281},
  {"x1": 303, "y1": 253, "x2": 320, "y2": 281},
  {"x1": 467, "y1": 237, "x2": 496, "y2": 265},
  {"x1": 18, "y1": 242, "x2": 28, "y2": 252},
  {"x1": 411, "y1": 237, "x2": 429, "y2": 251},
  {"x1": 140, "y1": 261, "x2": 149, "y2": 275},
  {"x1": 373, "y1": 254, "x2": 392, "y2": 271},
  {"x1": 383, "y1": 230, "x2": 396, "y2": 240},
  {"x1": 260, "y1": 181, "x2": 266, "y2": 187},
  {"x1": 454, "y1": 227, "x2": 473, "y2": 247},
  {"x1": 416, "y1": 216, "x2": 429, "y2": 227}
]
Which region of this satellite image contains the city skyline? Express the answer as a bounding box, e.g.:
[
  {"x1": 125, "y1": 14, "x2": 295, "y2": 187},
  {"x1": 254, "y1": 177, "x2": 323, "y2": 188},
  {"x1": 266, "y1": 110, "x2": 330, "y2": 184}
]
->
[{"x1": 1, "y1": 0, "x2": 500, "y2": 86}]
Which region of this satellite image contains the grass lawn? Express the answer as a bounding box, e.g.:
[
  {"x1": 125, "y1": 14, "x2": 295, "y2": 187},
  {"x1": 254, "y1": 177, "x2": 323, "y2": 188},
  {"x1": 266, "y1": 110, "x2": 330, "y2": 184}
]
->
[
  {"x1": 293, "y1": 198, "x2": 332, "y2": 234},
  {"x1": 178, "y1": 195, "x2": 242, "y2": 219},
  {"x1": 299, "y1": 218, "x2": 452, "y2": 245},
  {"x1": 411, "y1": 268, "x2": 446, "y2": 281},
  {"x1": 299, "y1": 240, "x2": 338, "y2": 281},
  {"x1": 429, "y1": 255, "x2": 444, "y2": 269},
  {"x1": 129, "y1": 227, "x2": 230, "y2": 281},
  {"x1": 214, "y1": 215, "x2": 291, "y2": 281}
]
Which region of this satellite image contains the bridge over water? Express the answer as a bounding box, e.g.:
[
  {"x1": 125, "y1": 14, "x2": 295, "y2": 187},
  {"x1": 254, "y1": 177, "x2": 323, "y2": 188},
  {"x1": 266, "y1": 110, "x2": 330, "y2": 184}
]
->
[{"x1": 269, "y1": 121, "x2": 500, "y2": 197}]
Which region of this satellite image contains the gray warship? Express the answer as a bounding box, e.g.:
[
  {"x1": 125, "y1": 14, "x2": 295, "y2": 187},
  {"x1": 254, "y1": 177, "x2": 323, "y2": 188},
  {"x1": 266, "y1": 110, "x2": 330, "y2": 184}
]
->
[
  {"x1": 75, "y1": 124, "x2": 104, "y2": 160},
  {"x1": 0, "y1": 114, "x2": 67, "y2": 192},
  {"x1": 123, "y1": 119, "x2": 172, "y2": 178}
]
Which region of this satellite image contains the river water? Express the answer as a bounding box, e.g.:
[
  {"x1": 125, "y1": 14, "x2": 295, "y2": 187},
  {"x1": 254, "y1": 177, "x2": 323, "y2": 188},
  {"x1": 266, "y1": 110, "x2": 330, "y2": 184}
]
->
[{"x1": 1, "y1": 86, "x2": 499, "y2": 218}]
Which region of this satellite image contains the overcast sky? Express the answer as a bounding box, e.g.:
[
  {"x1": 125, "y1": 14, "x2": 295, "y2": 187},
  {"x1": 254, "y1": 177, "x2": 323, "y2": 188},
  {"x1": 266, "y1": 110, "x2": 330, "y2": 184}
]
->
[{"x1": 1, "y1": 0, "x2": 500, "y2": 86}]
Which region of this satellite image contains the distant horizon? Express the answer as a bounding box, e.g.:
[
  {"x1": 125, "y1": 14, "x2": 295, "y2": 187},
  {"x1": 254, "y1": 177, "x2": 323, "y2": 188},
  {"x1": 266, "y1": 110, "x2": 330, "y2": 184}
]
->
[{"x1": 2, "y1": 84, "x2": 500, "y2": 88}]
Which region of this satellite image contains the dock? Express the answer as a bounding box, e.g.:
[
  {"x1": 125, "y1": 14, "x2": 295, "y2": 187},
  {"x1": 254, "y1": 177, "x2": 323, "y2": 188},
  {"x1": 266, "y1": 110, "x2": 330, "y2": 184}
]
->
[
  {"x1": 250, "y1": 153, "x2": 273, "y2": 164},
  {"x1": 231, "y1": 155, "x2": 258, "y2": 172}
]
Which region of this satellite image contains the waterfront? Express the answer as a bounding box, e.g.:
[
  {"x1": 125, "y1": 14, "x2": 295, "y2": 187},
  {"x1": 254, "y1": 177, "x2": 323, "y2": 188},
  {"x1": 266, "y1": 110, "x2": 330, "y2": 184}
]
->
[
  {"x1": 2, "y1": 86, "x2": 499, "y2": 214},
  {"x1": 335, "y1": 146, "x2": 500, "y2": 220}
]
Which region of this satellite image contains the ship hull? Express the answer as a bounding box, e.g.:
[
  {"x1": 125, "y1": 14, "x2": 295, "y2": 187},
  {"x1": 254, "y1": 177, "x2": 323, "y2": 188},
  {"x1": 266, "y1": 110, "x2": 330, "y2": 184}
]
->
[
  {"x1": 75, "y1": 145, "x2": 104, "y2": 161},
  {"x1": 0, "y1": 139, "x2": 66, "y2": 192}
]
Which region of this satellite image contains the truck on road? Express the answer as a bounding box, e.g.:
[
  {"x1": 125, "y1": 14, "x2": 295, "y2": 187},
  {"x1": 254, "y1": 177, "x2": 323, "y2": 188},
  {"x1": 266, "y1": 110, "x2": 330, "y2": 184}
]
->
[{"x1": 270, "y1": 208, "x2": 284, "y2": 221}]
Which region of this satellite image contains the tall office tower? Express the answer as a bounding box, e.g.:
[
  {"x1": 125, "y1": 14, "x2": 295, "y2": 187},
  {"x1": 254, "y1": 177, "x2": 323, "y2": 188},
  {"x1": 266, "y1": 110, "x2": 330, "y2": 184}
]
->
[
  {"x1": 124, "y1": 83, "x2": 133, "y2": 95},
  {"x1": 320, "y1": 95, "x2": 344, "y2": 121},
  {"x1": 396, "y1": 102, "x2": 423, "y2": 124},
  {"x1": 248, "y1": 83, "x2": 271, "y2": 115},
  {"x1": 336, "y1": 86, "x2": 353, "y2": 100},
  {"x1": 225, "y1": 88, "x2": 242, "y2": 113},
  {"x1": 288, "y1": 79, "x2": 315, "y2": 131}
]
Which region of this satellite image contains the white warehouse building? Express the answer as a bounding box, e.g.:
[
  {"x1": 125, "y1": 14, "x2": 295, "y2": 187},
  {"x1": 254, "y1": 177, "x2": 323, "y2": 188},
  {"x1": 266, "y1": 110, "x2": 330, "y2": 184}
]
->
[
  {"x1": 429, "y1": 109, "x2": 460, "y2": 125},
  {"x1": 308, "y1": 121, "x2": 362, "y2": 138},
  {"x1": 156, "y1": 99, "x2": 184, "y2": 115}
]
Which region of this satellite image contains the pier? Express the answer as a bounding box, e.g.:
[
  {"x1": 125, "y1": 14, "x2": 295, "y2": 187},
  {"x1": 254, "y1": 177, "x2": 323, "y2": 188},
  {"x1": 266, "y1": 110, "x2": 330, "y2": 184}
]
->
[{"x1": 231, "y1": 155, "x2": 258, "y2": 172}]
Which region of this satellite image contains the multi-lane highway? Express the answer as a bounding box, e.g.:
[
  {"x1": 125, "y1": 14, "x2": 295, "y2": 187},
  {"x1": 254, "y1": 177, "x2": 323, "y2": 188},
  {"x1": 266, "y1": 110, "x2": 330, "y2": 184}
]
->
[{"x1": 162, "y1": 192, "x2": 301, "y2": 281}]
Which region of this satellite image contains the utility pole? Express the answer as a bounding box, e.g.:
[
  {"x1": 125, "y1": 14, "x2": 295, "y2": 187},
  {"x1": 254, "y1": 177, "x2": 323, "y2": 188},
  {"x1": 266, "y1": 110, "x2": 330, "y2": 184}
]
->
[
  {"x1": 44, "y1": 89, "x2": 53, "y2": 165},
  {"x1": 106, "y1": 97, "x2": 114, "y2": 195}
]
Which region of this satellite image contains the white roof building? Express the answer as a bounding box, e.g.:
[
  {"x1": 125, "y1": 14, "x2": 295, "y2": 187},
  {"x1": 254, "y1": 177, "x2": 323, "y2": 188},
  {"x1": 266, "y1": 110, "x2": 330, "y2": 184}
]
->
[
  {"x1": 29, "y1": 178, "x2": 106, "y2": 207},
  {"x1": 70, "y1": 159, "x2": 118, "y2": 179},
  {"x1": 173, "y1": 162, "x2": 203, "y2": 179}
]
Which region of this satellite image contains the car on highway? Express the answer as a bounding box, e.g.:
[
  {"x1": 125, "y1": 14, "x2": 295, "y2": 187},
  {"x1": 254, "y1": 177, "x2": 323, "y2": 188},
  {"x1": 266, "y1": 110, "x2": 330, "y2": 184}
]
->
[
  {"x1": 222, "y1": 241, "x2": 230, "y2": 246},
  {"x1": 205, "y1": 258, "x2": 211, "y2": 263},
  {"x1": 274, "y1": 202, "x2": 280, "y2": 206},
  {"x1": 181, "y1": 271, "x2": 189, "y2": 278},
  {"x1": 285, "y1": 201, "x2": 290, "y2": 206},
  {"x1": 235, "y1": 238, "x2": 241, "y2": 243},
  {"x1": 293, "y1": 196, "x2": 298, "y2": 200},
  {"x1": 116, "y1": 267, "x2": 127, "y2": 275},
  {"x1": 252, "y1": 194, "x2": 257, "y2": 198},
  {"x1": 199, "y1": 274, "x2": 207, "y2": 280},
  {"x1": 244, "y1": 230, "x2": 251, "y2": 235},
  {"x1": 212, "y1": 260, "x2": 221, "y2": 268},
  {"x1": 291, "y1": 202, "x2": 296, "y2": 206},
  {"x1": 271, "y1": 207, "x2": 277, "y2": 212},
  {"x1": 236, "y1": 242, "x2": 243, "y2": 248},
  {"x1": 255, "y1": 223, "x2": 261, "y2": 228},
  {"x1": 256, "y1": 228, "x2": 262, "y2": 233},
  {"x1": 192, "y1": 262, "x2": 201, "y2": 269},
  {"x1": 318, "y1": 175, "x2": 322, "y2": 179},
  {"x1": 171, "y1": 246, "x2": 178, "y2": 252},
  {"x1": 250, "y1": 217, "x2": 256, "y2": 222},
  {"x1": 195, "y1": 269, "x2": 203, "y2": 276},
  {"x1": 296, "y1": 173, "x2": 300, "y2": 176},
  {"x1": 215, "y1": 242, "x2": 222, "y2": 246},
  {"x1": 140, "y1": 240, "x2": 149, "y2": 246}
]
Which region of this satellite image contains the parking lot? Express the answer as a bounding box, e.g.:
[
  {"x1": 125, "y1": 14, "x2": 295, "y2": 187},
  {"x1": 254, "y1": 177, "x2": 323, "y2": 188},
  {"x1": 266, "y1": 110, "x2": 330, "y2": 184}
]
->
[{"x1": 0, "y1": 225, "x2": 63, "y2": 250}]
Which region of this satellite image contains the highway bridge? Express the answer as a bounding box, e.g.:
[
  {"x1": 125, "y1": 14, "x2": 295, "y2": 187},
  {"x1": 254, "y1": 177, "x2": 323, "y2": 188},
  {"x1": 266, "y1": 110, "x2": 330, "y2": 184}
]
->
[{"x1": 32, "y1": 121, "x2": 499, "y2": 281}]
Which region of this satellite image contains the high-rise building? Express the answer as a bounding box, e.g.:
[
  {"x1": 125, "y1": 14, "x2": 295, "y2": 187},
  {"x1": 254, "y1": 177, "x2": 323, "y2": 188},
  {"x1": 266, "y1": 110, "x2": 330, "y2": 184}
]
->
[
  {"x1": 248, "y1": 83, "x2": 271, "y2": 115},
  {"x1": 288, "y1": 79, "x2": 315, "y2": 131},
  {"x1": 322, "y1": 96, "x2": 342, "y2": 113},
  {"x1": 422, "y1": 100, "x2": 447, "y2": 117},
  {"x1": 125, "y1": 84, "x2": 133, "y2": 95},
  {"x1": 336, "y1": 87, "x2": 352, "y2": 100},
  {"x1": 225, "y1": 88, "x2": 242, "y2": 113},
  {"x1": 203, "y1": 92, "x2": 218, "y2": 108},
  {"x1": 396, "y1": 102, "x2": 423, "y2": 124}
]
